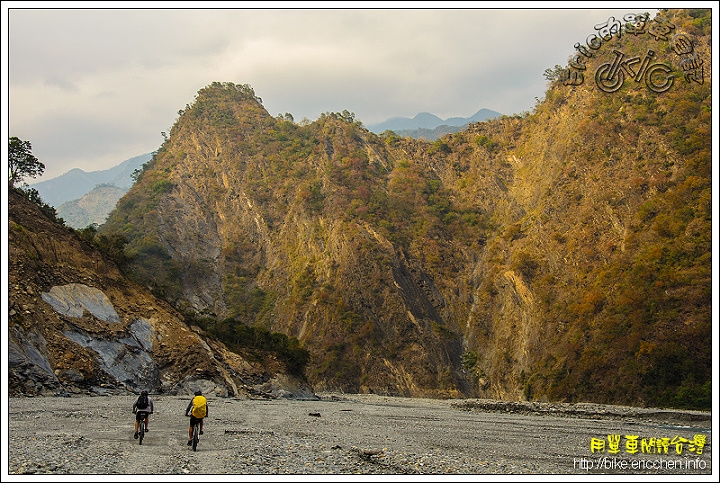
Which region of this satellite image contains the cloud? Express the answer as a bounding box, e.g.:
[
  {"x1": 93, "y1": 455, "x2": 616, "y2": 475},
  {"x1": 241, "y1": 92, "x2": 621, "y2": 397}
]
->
[{"x1": 6, "y1": 5, "x2": 660, "y2": 181}]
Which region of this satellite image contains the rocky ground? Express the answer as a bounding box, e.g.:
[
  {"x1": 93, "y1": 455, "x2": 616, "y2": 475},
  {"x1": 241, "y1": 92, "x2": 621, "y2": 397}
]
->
[{"x1": 5, "y1": 393, "x2": 713, "y2": 477}]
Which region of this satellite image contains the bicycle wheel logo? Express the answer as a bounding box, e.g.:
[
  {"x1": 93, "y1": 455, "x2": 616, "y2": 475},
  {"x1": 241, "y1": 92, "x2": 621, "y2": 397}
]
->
[
  {"x1": 595, "y1": 49, "x2": 674, "y2": 93},
  {"x1": 558, "y1": 12, "x2": 704, "y2": 94}
]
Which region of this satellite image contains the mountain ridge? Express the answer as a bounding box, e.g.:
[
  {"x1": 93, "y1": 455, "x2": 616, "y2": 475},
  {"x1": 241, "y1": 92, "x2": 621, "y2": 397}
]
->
[
  {"x1": 29, "y1": 152, "x2": 152, "y2": 208},
  {"x1": 56, "y1": 184, "x2": 129, "y2": 229},
  {"x1": 100, "y1": 9, "x2": 711, "y2": 409},
  {"x1": 9, "y1": 8, "x2": 711, "y2": 409},
  {"x1": 8, "y1": 186, "x2": 316, "y2": 398},
  {"x1": 367, "y1": 108, "x2": 502, "y2": 134}
]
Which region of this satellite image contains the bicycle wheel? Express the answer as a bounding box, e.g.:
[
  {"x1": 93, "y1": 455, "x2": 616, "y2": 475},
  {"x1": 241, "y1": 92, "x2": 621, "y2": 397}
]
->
[
  {"x1": 645, "y1": 63, "x2": 674, "y2": 93},
  {"x1": 595, "y1": 62, "x2": 624, "y2": 93},
  {"x1": 138, "y1": 420, "x2": 145, "y2": 445},
  {"x1": 192, "y1": 424, "x2": 199, "y2": 451}
]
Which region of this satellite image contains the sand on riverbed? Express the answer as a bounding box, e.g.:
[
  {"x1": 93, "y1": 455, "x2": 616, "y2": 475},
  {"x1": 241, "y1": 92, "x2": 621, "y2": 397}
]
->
[{"x1": 5, "y1": 393, "x2": 713, "y2": 477}]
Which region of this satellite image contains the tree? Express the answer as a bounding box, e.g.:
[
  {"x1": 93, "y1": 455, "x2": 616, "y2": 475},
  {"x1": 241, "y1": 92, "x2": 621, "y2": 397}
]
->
[
  {"x1": 9, "y1": 137, "x2": 44, "y2": 185},
  {"x1": 543, "y1": 64, "x2": 566, "y2": 83}
]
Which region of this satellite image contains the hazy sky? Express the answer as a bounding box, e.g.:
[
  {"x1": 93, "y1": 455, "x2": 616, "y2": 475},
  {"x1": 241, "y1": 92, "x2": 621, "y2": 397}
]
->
[{"x1": 2, "y1": 3, "x2": 672, "y2": 181}]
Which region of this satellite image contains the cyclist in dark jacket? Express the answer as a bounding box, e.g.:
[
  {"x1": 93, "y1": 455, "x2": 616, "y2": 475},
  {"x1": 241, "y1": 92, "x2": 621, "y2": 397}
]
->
[{"x1": 132, "y1": 390, "x2": 154, "y2": 439}]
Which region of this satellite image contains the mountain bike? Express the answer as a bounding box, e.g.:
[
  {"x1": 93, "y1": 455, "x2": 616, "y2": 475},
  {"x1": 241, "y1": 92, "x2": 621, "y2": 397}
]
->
[
  {"x1": 137, "y1": 411, "x2": 148, "y2": 445},
  {"x1": 191, "y1": 419, "x2": 201, "y2": 451}
]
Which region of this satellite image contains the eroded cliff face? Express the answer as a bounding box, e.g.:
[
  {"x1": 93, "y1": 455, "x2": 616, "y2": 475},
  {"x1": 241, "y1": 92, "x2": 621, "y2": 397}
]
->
[
  {"x1": 101, "y1": 87, "x2": 474, "y2": 398},
  {"x1": 8, "y1": 187, "x2": 316, "y2": 400},
  {"x1": 99, "y1": 9, "x2": 711, "y2": 407}
]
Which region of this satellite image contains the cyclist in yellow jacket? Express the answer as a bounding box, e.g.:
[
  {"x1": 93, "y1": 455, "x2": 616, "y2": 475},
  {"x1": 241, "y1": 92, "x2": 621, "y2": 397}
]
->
[{"x1": 185, "y1": 389, "x2": 208, "y2": 446}]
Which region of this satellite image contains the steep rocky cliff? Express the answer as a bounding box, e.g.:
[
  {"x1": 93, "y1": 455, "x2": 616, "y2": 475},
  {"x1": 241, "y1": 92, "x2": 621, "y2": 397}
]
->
[
  {"x1": 98, "y1": 9, "x2": 710, "y2": 408},
  {"x1": 8, "y1": 187, "x2": 316, "y2": 399}
]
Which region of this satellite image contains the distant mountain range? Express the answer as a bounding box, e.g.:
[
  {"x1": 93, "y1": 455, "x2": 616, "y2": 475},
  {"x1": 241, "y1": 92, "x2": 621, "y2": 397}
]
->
[
  {"x1": 30, "y1": 109, "x2": 503, "y2": 213},
  {"x1": 366, "y1": 108, "x2": 503, "y2": 138},
  {"x1": 29, "y1": 152, "x2": 152, "y2": 229},
  {"x1": 56, "y1": 184, "x2": 131, "y2": 229},
  {"x1": 26, "y1": 108, "x2": 501, "y2": 227},
  {"x1": 30, "y1": 152, "x2": 152, "y2": 208}
]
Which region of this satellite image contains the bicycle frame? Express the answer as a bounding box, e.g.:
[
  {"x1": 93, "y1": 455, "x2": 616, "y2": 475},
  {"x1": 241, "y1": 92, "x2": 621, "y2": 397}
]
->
[
  {"x1": 192, "y1": 421, "x2": 200, "y2": 451},
  {"x1": 138, "y1": 418, "x2": 145, "y2": 445},
  {"x1": 136, "y1": 411, "x2": 149, "y2": 445}
]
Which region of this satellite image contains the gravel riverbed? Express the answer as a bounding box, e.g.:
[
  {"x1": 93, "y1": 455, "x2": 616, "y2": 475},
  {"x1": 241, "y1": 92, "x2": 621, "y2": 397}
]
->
[{"x1": 6, "y1": 393, "x2": 713, "y2": 477}]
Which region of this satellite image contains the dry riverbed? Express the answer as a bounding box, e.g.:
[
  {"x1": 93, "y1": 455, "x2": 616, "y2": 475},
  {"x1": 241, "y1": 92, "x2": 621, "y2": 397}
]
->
[{"x1": 6, "y1": 393, "x2": 713, "y2": 477}]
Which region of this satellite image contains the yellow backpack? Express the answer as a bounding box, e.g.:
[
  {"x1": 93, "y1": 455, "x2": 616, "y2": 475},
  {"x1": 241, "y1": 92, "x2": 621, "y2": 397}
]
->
[{"x1": 191, "y1": 395, "x2": 207, "y2": 418}]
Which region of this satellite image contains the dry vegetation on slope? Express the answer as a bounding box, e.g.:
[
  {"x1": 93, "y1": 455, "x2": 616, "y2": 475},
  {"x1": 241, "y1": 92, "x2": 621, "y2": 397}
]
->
[{"x1": 97, "y1": 9, "x2": 711, "y2": 409}]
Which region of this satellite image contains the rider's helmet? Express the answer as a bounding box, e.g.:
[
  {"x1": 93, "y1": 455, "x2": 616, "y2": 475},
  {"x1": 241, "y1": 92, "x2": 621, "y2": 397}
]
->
[
  {"x1": 141, "y1": 390, "x2": 148, "y2": 396},
  {"x1": 194, "y1": 389, "x2": 202, "y2": 396}
]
